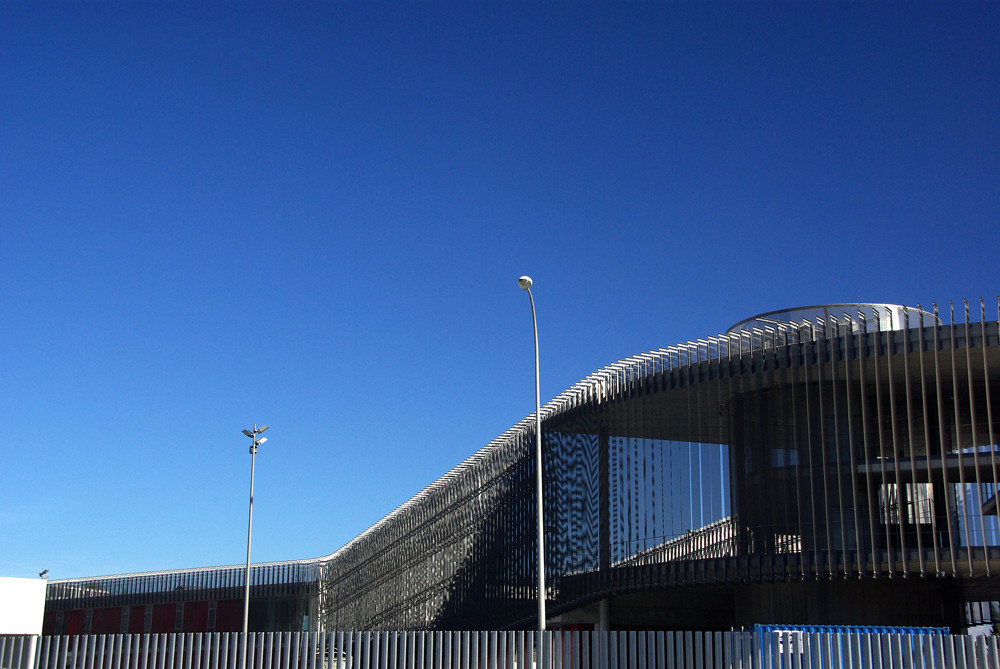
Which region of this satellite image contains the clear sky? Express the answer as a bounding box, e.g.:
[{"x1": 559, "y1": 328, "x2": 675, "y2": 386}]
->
[{"x1": 2, "y1": 2, "x2": 998, "y2": 580}]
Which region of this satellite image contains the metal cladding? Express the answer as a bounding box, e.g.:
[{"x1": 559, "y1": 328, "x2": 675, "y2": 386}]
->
[
  {"x1": 318, "y1": 300, "x2": 1000, "y2": 630},
  {"x1": 45, "y1": 560, "x2": 323, "y2": 609},
  {"x1": 42, "y1": 300, "x2": 1000, "y2": 633}
]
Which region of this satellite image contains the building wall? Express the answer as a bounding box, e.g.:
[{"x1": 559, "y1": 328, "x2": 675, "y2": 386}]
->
[
  {"x1": 0, "y1": 577, "x2": 47, "y2": 635},
  {"x1": 44, "y1": 561, "x2": 321, "y2": 636}
]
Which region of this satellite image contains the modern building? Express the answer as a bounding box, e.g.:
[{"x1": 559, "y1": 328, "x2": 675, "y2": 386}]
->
[
  {"x1": 44, "y1": 302, "x2": 1000, "y2": 635},
  {"x1": 43, "y1": 560, "x2": 320, "y2": 636}
]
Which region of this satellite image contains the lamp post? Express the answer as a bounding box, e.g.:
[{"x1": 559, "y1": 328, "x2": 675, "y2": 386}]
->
[
  {"x1": 517, "y1": 275, "x2": 546, "y2": 632},
  {"x1": 241, "y1": 424, "x2": 268, "y2": 669}
]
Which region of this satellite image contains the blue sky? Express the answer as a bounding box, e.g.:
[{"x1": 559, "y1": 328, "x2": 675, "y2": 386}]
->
[{"x1": 2, "y1": 2, "x2": 998, "y2": 580}]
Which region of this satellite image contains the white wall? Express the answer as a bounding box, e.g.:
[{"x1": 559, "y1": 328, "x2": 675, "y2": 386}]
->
[{"x1": 0, "y1": 577, "x2": 47, "y2": 635}]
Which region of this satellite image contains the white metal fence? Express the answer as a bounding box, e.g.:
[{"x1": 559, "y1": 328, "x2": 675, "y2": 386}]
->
[{"x1": 2, "y1": 630, "x2": 998, "y2": 669}]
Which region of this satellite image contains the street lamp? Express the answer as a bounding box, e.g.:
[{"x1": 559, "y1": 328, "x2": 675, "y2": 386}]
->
[
  {"x1": 517, "y1": 275, "x2": 546, "y2": 632},
  {"x1": 241, "y1": 424, "x2": 268, "y2": 669}
]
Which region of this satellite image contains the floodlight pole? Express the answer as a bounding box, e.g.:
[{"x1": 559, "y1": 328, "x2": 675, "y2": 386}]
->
[
  {"x1": 241, "y1": 424, "x2": 269, "y2": 669},
  {"x1": 518, "y1": 276, "x2": 546, "y2": 632}
]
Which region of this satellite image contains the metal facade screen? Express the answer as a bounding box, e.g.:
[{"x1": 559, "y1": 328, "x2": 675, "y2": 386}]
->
[
  {"x1": 319, "y1": 300, "x2": 1000, "y2": 629},
  {"x1": 45, "y1": 300, "x2": 1000, "y2": 632}
]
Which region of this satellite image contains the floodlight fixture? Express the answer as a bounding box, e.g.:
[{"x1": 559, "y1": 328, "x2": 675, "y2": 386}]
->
[{"x1": 239, "y1": 423, "x2": 270, "y2": 669}]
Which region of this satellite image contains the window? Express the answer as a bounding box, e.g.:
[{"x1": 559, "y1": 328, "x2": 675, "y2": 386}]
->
[{"x1": 880, "y1": 483, "x2": 934, "y2": 524}]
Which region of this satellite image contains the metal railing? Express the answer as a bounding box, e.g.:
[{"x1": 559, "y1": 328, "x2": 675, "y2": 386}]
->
[
  {"x1": 46, "y1": 560, "x2": 324, "y2": 609},
  {"x1": 3, "y1": 630, "x2": 998, "y2": 669}
]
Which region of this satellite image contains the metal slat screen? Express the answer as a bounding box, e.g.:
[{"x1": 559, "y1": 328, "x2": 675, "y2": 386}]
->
[{"x1": 45, "y1": 300, "x2": 1000, "y2": 632}]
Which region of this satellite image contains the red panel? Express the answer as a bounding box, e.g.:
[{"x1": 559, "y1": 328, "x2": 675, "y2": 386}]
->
[
  {"x1": 215, "y1": 599, "x2": 243, "y2": 632},
  {"x1": 42, "y1": 609, "x2": 85, "y2": 636},
  {"x1": 64, "y1": 610, "x2": 84, "y2": 636},
  {"x1": 151, "y1": 604, "x2": 176, "y2": 633},
  {"x1": 128, "y1": 606, "x2": 146, "y2": 634},
  {"x1": 183, "y1": 601, "x2": 207, "y2": 633},
  {"x1": 91, "y1": 607, "x2": 121, "y2": 634}
]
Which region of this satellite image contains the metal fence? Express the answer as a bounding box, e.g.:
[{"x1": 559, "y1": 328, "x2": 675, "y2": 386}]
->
[{"x1": 3, "y1": 630, "x2": 998, "y2": 669}]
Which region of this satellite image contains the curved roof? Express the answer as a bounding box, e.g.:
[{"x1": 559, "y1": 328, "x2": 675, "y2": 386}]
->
[{"x1": 727, "y1": 303, "x2": 938, "y2": 333}]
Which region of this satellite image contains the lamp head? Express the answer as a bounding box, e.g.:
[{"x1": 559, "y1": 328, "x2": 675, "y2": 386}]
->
[
  {"x1": 242, "y1": 429, "x2": 254, "y2": 438},
  {"x1": 517, "y1": 276, "x2": 533, "y2": 290}
]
